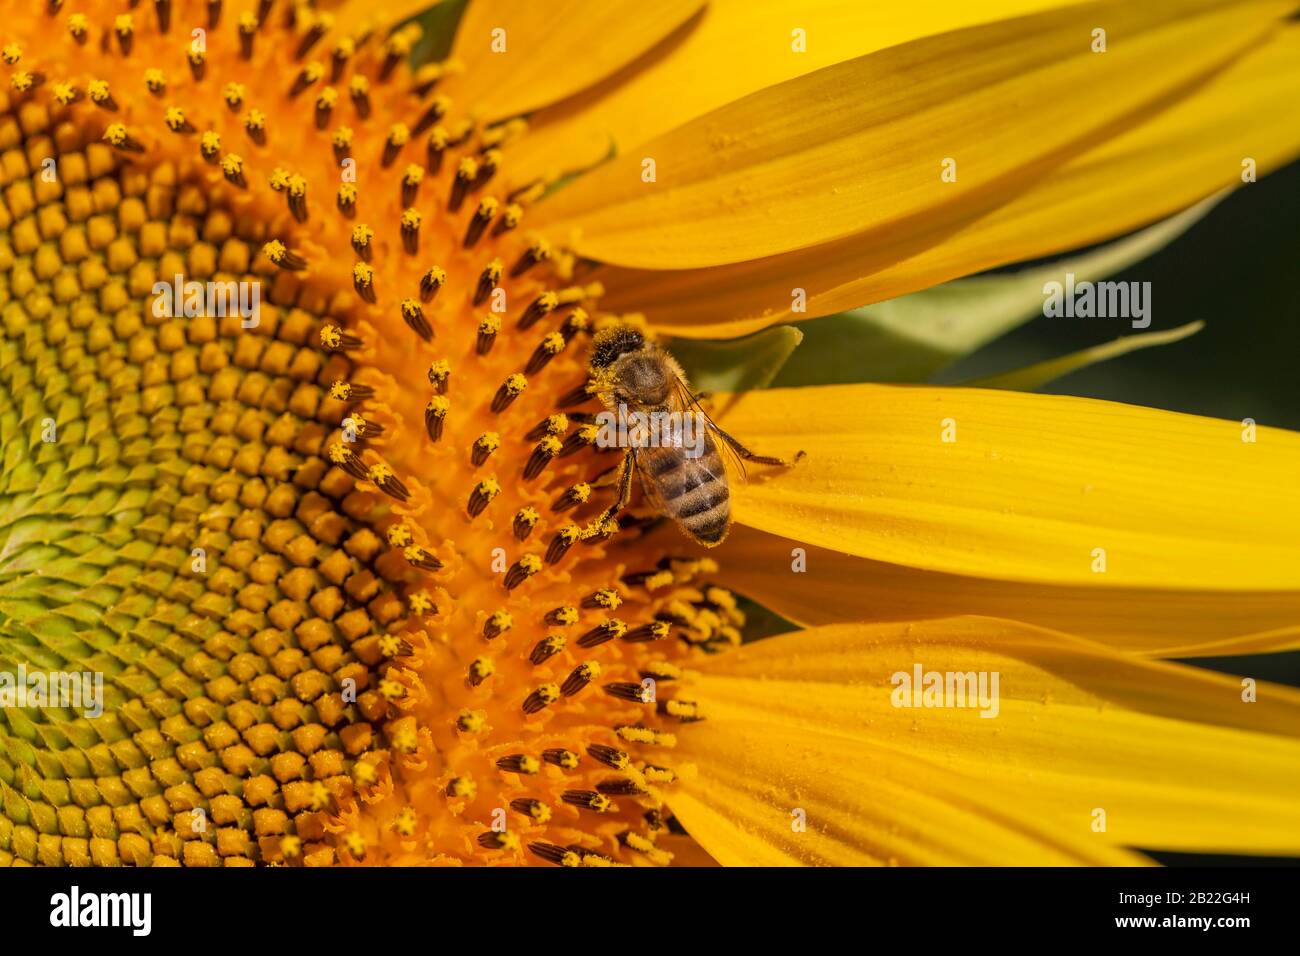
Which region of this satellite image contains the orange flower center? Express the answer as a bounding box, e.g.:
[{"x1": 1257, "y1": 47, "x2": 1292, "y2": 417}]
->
[{"x1": 0, "y1": 0, "x2": 745, "y2": 867}]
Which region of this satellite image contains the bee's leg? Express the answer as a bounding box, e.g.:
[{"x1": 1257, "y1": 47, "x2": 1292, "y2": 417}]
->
[
  {"x1": 587, "y1": 450, "x2": 636, "y2": 533},
  {"x1": 714, "y1": 426, "x2": 805, "y2": 467}
]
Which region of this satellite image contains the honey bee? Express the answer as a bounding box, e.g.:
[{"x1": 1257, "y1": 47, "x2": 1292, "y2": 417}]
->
[{"x1": 583, "y1": 326, "x2": 802, "y2": 546}]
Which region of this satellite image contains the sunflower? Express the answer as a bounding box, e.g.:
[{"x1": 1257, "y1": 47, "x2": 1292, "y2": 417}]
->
[{"x1": 0, "y1": 0, "x2": 1297, "y2": 868}]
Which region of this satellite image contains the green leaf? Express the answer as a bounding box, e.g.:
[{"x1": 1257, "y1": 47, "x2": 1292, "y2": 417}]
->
[
  {"x1": 668, "y1": 325, "x2": 804, "y2": 396},
  {"x1": 770, "y1": 194, "x2": 1224, "y2": 387},
  {"x1": 963, "y1": 320, "x2": 1204, "y2": 391},
  {"x1": 409, "y1": 0, "x2": 469, "y2": 67}
]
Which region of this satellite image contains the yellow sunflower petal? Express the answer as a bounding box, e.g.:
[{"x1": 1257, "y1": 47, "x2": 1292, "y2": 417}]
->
[
  {"x1": 717, "y1": 526, "x2": 1300, "y2": 657},
  {"x1": 440, "y1": 0, "x2": 706, "y2": 122},
  {"x1": 597, "y1": 22, "x2": 1300, "y2": 337},
  {"x1": 505, "y1": 0, "x2": 1088, "y2": 190},
  {"x1": 672, "y1": 719, "x2": 1150, "y2": 866},
  {"x1": 676, "y1": 619, "x2": 1300, "y2": 858},
  {"x1": 718, "y1": 384, "x2": 1300, "y2": 589},
  {"x1": 534, "y1": 0, "x2": 1292, "y2": 268}
]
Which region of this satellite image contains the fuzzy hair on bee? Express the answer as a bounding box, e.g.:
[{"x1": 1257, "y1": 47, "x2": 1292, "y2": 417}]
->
[{"x1": 583, "y1": 325, "x2": 802, "y2": 547}]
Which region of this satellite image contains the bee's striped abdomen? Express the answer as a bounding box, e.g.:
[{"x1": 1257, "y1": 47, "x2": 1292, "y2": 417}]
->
[{"x1": 642, "y1": 433, "x2": 730, "y2": 546}]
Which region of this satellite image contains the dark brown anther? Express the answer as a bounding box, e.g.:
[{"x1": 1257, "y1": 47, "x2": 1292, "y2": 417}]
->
[
  {"x1": 561, "y1": 790, "x2": 612, "y2": 812},
  {"x1": 525, "y1": 414, "x2": 567, "y2": 441},
  {"x1": 517, "y1": 292, "x2": 558, "y2": 330},
  {"x1": 510, "y1": 239, "x2": 550, "y2": 278},
  {"x1": 529, "y1": 636, "x2": 565, "y2": 666},
  {"x1": 420, "y1": 267, "x2": 445, "y2": 303},
  {"x1": 512, "y1": 508, "x2": 538, "y2": 541},
  {"x1": 257, "y1": 0, "x2": 273, "y2": 22},
  {"x1": 467, "y1": 478, "x2": 500, "y2": 518},
  {"x1": 586, "y1": 745, "x2": 630, "y2": 770},
  {"x1": 401, "y1": 165, "x2": 423, "y2": 206},
  {"x1": 401, "y1": 210, "x2": 421, "y2": 254},
  {"x1": 244, "y1": 112, "x2": 266, "y2": 145},
  {"x1": 511, "y1": 798, "x2": 549, "y2": 822},
  {"x1": 332, "y1": 128, "x2": 352, "y2": 162},
  {"x1": 474, "y1": 260, "x2": 502, "y2": 306},
  {"x1": 604, "y1": 682, "x2": 650, "y2": 703},
  {"x1": 449, "y1": 158, "x2": 477, "y2": 212},
  {"x1": 330, "y1": 41, "x2": 352, "y2": 82},
  {"x1": 496, "y1": 755, "x2": 539, "y2": 774},
  {"x1": 624, "y1": 621, "x2": 672, "y2": 643},
  {"x1": 314, "y1": 89, "x2": 335, "y2": 128},
  {"x1": 154, "y1": 0, "x2": 172, "y2": 33},
  {"x1": 558, "y1": 381, "x2": 596, "y2": 409},
  {"x1": 353, "y1": 264, "x2": 376, "y2": 303},
  {"x1": 579, "y1": 619, "x2": 627, "y2": 648},
  {"x1": 351, "y1": 225, "x2": 373, "y2": 261},
  {"x1": 475, "y1": 149, "x2": 501, "y2": 189},
  {"x1": 382, "y1": 124, "x2": 408, "y2": 167},
  {"x1": 476, "y1": 315, "x2": 501, "y2": 357},
  {"x1": 583, "y1": 588, "x2": 621, "y2": 610},
  {"x1": 188, "y1": 50, "x2": 205, "y2": 82},
  {"x1": 238, "y1": 14, "x2": 257, "y2": 60},
  {"x1": 561, "y1": 663, "x2": 599, "y2": 698},
  {"x1": 528, "y1": 843, "x2": 571, "y2": 866},
  {"x1": 425, "y1": 398, "x2": 449, "y2": 441},
  {"x1": 207, "y1": 0, "x2": 222, "y2": 29},
  {"x1": 463, "y1": 198, "x2": 497, "y2": 248},
  {"x1": 289, "y1": 64, "x2": 321, "y2": 97},
  {"x1": 482, "y1": 612, "x2": 512, "y2": 640},
  {"x1": 466, "y1": 657, "x2": 493, "y2": 687},
  {"x1": 425, "y1": 129, "x2": 447, "y2": 174},
  {"x1": 598, "y1": 778, "x2": 648, "y2": 797},
  {"x1": 427, "y1": 361, "x2": 450, "y2": 394},
  {"x1": 400, "y1": 299, "x2": 432, "y2": 341},
  {"x1": 543, "y1": 749, "x2": 581, "y2": 770},
  {"x1": 560, "y1": 307, "x2": 591, "y2": 342},
  {"x1": 403, "y1": 546, "x2": 443, "y2": 571},
  {"x1": 380, "y1": 48, "x2": 404, "y2": 82},
  {"x1": 559, "y1": 423, "x2": 598, "y2": 457},
  {"x1": 522, "y1": 684, "x2": 559, "y2": 715},
  {"x1": 369, "y1": 466, "x2": 410, "y2": 502},
  {"x1": 328, "y1": 444, "x2": 368, "y2": 481},
  {"x1": 115, "y1": 19, "x2": 133, "y2": 56},
  {"x1": 199, "y1": 134, "x2": 221, "y2": 163},
  {"x1": 525, "y1": 333, "x2": 566, "y2": 376},
  {"x1": 412, "y1": 95, "x2": 449, "y2": 135},
  {"x1": 492, "y1": 202, "x2": 523, "y2": 238},
  {"x1": 287, "y1": 183, "x2": 308, "y2": 223},
  {"x1": 522, "y1": 437, "x2": 560, "y2": 481},
  {"x1": 319, "y1": 325, "x2": 363, "y2": 352},
  {"x1": 296, "y1": 22, "x2": 327, "y2": 59},
  {"x1": 471, "y1": 433, "x2": 499, "y2": 467},
  {"x1": 545, "y1": 526, "x2": 581, "y2": 565},
  {"x1": 337, "y1": 184, "x2": 356, "y2": 217},
  {"x1": 476, "y1": 832, "x2": 515, "y2": 851},
  {"x1": 331, "y1": 381, "x2": 375, "y2": 402},
  {"x1": 503, "y1": 556, "x2": 540, "y2": 591},
  {"x1": 350, "y1": 78, "x2": 371, "y2": 119},
  {"x1": 552, "y1": 483, "x2": 591, "y2": 512},
  {"x1": 490, "y1": 374, "x2": 526, "y2": 413},
  {"x1": 545, "y1": 606, "x2": 578, "y2": 627}
]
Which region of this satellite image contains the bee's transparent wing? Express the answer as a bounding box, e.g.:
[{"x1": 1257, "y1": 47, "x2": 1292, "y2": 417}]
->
[{"x1": 671, "y1": 374, "x2": 747, "y2": 481}]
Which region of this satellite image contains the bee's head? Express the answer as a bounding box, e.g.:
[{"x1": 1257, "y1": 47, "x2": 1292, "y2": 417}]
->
[{"x1": 589, "y1": 326, "x2": 645, "y2": 369}]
